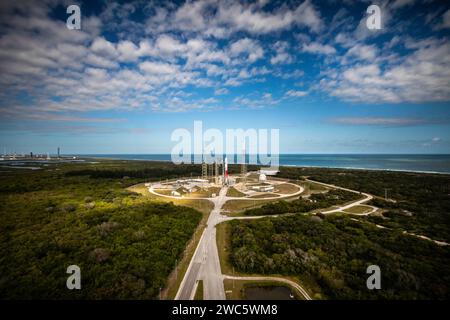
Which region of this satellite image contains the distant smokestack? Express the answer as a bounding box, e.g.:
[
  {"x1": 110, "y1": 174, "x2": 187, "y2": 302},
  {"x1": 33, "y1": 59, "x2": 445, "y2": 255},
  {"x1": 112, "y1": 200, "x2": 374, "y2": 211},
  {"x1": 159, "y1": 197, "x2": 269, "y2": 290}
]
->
[{"x1": 57, "y1": 147, "x2": 60, "y2": 158}]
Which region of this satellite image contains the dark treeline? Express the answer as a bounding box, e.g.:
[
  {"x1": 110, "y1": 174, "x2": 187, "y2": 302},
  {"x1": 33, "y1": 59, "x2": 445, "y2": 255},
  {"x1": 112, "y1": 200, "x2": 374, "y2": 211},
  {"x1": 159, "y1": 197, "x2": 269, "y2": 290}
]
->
[
  {"x1": 228, "y1": 215, "x2": 450, "y2": 299},
  {"x1": 243, "y1": 189, "x2": 361, "y2": 216},
  {"x1": 64, "y1": 163, "x2": 257, "y2": 181},
  {"x1": 66, "y1": 164, "x2": 202, "y2": 180}
]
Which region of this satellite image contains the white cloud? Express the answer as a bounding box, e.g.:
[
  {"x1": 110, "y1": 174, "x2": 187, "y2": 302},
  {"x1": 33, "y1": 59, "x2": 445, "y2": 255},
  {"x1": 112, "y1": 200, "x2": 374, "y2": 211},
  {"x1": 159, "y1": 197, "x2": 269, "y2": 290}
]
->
[
  {"x1": 439, "y1": 9, "x2": 450, "y2": 29},
  {"x1": 216, "y1": 0, "x2": 323, "y2": 34},
  {"x1": 321, "y1": 38, "x2": 450, "y2": 103},
  {"x1": 391, "y1": 0, "x2": 416, "y2": 9},
  {"x1": 90, "y1": 37, "x2": 118, "y2": 58},
  {"x1": 229, "y1": 38, "x2": 264, "y2": 62},
  {"x1": 342, "y1": 64, "x2": 381, "y2": 83},
  {"x1": 155, "y1": 34, "x2": 187, "y2": 55},
  {"x1": 214, "y1": 88, "x2": 229, "y2": 95},
  {"x1": 286, "y1": 90, "x2": 308, "y2": 97},
  {"x1": 1, "y1": 0, "x2": 450, "y2": 119},
  {"x1": 270, "y1": 41, "x2": 293, "y2": 64},
  {"x1": 165, "y1": 0, "x2": 323, "y2": 37},
  {"x1": 85, "y1": 53, "x2": 119, "y2": 69},
  {"x1": 117, "y1": 40, "x2": 141, "y2": 61},
  {"x1": 140, "y1": 60, "x2": 178, "y2": 74},
  {"x1": 302, "y1": 42, "x2": 336, "y2": 55},
  {"x1": 233, "y1": 92, "x2": 279, "y2": 109},
  {"x1": 344, "y1": 44, "x2": 378, "y2": 62},
  {"x1": 271, "y1": 52, "x2": 292, "y2": 64}
]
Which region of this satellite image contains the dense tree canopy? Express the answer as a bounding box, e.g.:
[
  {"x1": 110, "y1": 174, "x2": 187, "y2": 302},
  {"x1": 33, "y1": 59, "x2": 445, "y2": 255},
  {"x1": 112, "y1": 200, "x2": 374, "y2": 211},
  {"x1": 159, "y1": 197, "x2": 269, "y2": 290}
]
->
[
  {"x1": 228, "y1": 215, "x2": 450, "y2": 299},
  {"x1": 0, "y1": 161, "x2": 202, "y2": 299},
  {"x1": 278, "y1": 167, "x2": 450, "y2": 242}
]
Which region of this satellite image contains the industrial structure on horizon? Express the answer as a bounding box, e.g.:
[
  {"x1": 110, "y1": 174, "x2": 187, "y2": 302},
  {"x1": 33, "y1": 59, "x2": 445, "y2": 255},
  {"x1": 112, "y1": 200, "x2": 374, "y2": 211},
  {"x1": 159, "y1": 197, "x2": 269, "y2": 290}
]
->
[{"x1": 0, "y1": 146, "x2": 71, "y2": 161}]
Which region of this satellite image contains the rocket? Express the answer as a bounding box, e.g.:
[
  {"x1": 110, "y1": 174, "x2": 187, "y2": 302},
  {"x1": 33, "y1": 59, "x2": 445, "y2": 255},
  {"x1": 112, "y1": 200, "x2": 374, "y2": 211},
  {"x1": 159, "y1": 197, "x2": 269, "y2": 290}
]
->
[{"x1": 224, "y1": 156, "x2": 228, "y2": 184}]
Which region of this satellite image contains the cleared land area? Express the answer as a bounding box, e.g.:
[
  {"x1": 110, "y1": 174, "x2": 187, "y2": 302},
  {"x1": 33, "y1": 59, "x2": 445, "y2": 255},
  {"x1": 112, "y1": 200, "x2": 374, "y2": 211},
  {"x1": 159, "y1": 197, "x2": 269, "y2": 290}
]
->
[
  {"x1": 343, "y1": 205, "x2": 374, "y2": 214},
  {"x1": 226, "y1": 187, "x2": 246, "y2": 197},
  {"x1": 274, "y1": 183, "x2": 301, "y2": 194},
  {"x1": 248, "y1": 193, "x2": 280, "y2": 199}
]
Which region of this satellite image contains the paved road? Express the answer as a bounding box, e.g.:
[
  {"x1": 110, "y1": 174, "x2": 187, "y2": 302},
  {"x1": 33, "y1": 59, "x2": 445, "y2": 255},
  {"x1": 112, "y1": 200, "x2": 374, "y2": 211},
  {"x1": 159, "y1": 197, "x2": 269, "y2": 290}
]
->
[
  {"x1": 149, "y1": 177, "x2": 449, "y2": 300},
  {"x1": 157, "y1": 178, "x2": 377, "y2": 300},
  {"x1": 176, "y1": 186, "x2": 228, "y2": 300},
  {"x1": 307, "y1": 179, "x2": 374, "y2": 214},
  {"x1": 201, "y1": 186, "x2": 228, "y2": 299},
  {"x1": 310, "y1": 179, "x2": 450, "y2": 246},
  {"x1": 175, "y1": 177, "x2": 448, "y2": 301},
  {"x1": 174, "y1": 183, "x2": 308, "y2": 300},
  {"x1": 349, "y1": 218, "x2": 450, "y2": 246},
  {"x1": 166, "y1": 180, "x2": 307, "y2": 300}
]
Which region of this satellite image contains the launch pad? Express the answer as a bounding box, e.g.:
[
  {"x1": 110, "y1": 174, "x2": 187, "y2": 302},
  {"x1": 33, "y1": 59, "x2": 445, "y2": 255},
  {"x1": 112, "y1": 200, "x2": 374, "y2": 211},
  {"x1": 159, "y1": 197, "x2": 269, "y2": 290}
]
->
[{"x1": 149, "y1": 169, "x2": 301, "y2": 200}]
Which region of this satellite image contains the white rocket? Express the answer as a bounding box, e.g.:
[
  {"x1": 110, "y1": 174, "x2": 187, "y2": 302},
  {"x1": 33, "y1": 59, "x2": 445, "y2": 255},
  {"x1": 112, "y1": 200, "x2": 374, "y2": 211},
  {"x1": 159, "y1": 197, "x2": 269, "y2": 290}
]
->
[{"x1": 224, "y1": 156, "x2": 228, "y2": 184}]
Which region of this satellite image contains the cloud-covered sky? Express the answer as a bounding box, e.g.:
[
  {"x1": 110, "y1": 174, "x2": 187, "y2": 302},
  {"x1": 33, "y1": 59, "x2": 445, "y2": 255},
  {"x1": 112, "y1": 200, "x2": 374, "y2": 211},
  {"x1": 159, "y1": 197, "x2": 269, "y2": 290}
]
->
[{"x1": 0, "y1": 0, "x2": 449, "y2": 154}]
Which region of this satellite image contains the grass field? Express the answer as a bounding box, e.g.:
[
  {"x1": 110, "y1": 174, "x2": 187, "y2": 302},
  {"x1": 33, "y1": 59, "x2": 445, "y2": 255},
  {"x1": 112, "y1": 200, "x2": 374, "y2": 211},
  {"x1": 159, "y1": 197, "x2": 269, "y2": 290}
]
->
[
  {"x1": 216, "y1": 222, "x2": 234, "y2": 276},
  {"x1": 222, "y1": 199, "x2": 274, "y2": 214},
  {"x1": 190, "y1": 186, "x2": 221, "y2": 198},
  {"x1": 194, "y1": 280, "x2": 203, "y2": 300},
  {"x1": 274, "y1": 183, "x2": 301, "y2": 194},
  {"x1": 153, "y1": 188, "x2": 173, "y2": 195},
  {"x1": 302, "y1": 181, "x2": 329, "y2": 195},
  {"x1": 226, "y1": 187, "x2": 246, "y2": 197},
  {"x1": 222, "y1": 196, "x2": 300, "y2": 215},
  {"x1": 248, "y1": 193, "x2": 280, "y2": 199},
  {"x1": 343, "y1": 205, "x2": 373, "y2": 214}
]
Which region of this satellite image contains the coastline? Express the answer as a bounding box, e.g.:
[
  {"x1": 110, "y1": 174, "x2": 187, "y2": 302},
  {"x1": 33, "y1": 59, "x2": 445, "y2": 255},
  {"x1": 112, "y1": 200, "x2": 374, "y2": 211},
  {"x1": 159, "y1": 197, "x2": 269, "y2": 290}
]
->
[
  {"x1": 5, "y1": 154, "x2": 448, "y2": 175},
  {"x1": 73, "y1": 154, "x2": 450, "y2": 175},
  {"x1": 281, "y1": 164, "x2": 450, "y2": 175}
]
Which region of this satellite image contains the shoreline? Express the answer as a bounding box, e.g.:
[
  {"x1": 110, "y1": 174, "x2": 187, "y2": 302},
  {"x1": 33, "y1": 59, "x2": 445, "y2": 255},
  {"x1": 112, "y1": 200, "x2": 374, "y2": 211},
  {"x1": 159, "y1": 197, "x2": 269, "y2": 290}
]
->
[
  {"x1": 2, "y1": 155, "x2": 449, "y2": 175},
  {"x1": 76, "y1": 155, "x2": 450, "y2": 175}
]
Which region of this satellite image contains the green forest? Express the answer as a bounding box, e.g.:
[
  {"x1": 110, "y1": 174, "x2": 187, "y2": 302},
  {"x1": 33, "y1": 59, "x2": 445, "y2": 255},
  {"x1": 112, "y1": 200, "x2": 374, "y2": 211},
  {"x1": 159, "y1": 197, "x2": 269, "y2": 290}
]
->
[
  {"x1": 227, "y1": 214, "x2": 450, "y2": 299},
  {"x1": 278, "y1": 167, "x2": 450, "y2": 242},
  {"x1": 0, "y1": 160, "x2": 201, "y2": 299},
  {"x1": 2, "y1": 159, "x2": 450, "y2": 300}
]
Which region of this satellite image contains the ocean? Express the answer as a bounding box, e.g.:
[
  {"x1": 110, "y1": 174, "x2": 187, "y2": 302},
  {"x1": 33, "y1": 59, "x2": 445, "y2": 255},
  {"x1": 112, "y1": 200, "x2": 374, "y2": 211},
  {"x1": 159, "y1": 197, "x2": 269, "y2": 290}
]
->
[{"x1": 75, "y1": 154, "x2": 450, "y2": 174}]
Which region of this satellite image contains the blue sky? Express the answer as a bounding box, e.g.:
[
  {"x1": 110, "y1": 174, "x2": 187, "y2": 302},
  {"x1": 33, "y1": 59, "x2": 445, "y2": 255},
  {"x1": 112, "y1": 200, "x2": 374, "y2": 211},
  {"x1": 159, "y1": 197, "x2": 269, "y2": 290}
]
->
[{"x1": 0, "y1": 0, "x2": 450, "y2": 154}]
